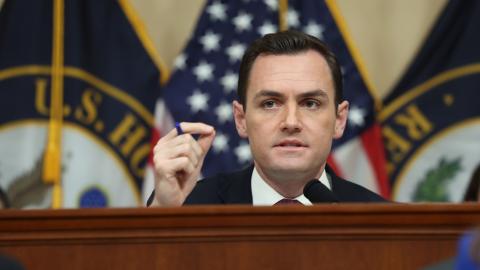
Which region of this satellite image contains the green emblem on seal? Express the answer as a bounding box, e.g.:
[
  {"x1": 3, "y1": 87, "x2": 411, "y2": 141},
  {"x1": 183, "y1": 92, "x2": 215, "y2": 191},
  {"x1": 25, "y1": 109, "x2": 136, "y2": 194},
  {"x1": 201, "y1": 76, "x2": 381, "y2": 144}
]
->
[{"x1": 413, "y1": 157, "x2": 462, "y2": 202}]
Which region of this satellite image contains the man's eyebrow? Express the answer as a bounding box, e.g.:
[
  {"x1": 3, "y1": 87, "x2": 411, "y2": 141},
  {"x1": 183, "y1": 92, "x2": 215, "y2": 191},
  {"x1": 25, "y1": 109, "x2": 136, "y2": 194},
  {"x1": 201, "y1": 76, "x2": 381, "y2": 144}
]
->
[
  {"x1": 253, "y1": 90, "x2": 284, "y2": 99},
  {"x1": 253, "y1": 89, "x2": 328, "y2": 99},
  {"x1": 297, "y1": 89, "x2": 329, "y2": 99}
]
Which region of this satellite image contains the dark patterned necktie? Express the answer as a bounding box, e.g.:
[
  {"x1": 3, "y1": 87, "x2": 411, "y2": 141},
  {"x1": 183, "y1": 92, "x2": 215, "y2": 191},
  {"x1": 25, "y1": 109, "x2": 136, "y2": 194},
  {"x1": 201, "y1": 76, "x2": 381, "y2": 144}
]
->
[{"x1": 274, "y1": 199, "x2": 303, "y2": 205}]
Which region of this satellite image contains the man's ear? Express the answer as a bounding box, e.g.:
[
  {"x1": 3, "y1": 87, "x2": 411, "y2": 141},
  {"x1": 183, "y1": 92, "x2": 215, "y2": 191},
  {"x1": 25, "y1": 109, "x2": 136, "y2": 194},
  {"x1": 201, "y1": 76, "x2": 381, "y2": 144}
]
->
[
  {"x1": 233, "y1": 100, "x2": 248, "y2": 138},
  {"x1": 334, "y1": 100, "x2": 349, "y2": 139}
]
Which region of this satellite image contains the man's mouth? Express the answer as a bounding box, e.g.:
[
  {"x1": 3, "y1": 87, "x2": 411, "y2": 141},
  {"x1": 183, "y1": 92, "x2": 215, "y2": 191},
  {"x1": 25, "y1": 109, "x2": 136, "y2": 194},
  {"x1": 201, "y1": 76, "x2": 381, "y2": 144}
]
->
[{"x1": 275, "y1": 139, "x2": 307, "y2": 148}]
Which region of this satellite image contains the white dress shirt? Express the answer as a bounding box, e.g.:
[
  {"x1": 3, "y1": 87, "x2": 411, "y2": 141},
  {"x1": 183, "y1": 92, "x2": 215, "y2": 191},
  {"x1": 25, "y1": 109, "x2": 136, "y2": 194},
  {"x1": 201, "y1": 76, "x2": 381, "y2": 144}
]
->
[{"x1": 251, "y1": 166, "x2": 331, "y2": 206}]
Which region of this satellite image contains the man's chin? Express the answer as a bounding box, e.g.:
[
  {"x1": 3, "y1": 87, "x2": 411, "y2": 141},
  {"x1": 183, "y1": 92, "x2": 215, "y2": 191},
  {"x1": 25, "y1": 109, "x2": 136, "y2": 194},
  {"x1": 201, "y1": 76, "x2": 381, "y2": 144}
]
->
[{"x1": 268, "y1": 161, "x2": 309, "y2": 174}]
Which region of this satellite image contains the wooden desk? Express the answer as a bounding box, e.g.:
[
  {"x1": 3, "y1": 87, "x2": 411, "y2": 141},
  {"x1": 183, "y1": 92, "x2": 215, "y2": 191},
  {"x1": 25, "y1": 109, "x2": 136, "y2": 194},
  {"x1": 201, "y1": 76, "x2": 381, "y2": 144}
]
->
[{"x1": 1, "y1": 204, "x2": 479, "y2": 269}]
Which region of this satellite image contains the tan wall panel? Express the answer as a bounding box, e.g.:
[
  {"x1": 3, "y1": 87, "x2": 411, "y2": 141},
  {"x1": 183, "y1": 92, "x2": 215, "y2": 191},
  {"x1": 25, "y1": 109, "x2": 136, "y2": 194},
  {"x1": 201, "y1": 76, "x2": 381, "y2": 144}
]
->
[
  {"x1": 130, "y1": 0, "x2": 206, "y2": 73},
  {"x1": 335, "y1": 0, "x2": 447, "y2": 97}
]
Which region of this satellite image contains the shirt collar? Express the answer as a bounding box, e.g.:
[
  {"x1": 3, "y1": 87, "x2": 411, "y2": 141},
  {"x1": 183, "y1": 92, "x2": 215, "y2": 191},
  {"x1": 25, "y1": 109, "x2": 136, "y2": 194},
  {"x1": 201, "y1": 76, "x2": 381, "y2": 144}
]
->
[{"x1": 251, "y1": 166, "x2": 331, "y2": 206}]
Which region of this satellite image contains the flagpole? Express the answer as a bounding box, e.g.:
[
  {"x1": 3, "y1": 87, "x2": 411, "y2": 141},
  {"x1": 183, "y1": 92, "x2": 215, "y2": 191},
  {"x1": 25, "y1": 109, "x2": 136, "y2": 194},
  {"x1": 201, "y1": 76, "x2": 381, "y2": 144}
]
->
[
  {"x1": 43, "y1": 0, "x2": 65, "y2": 209},
  {"x1": 278, "y1": 0, "x2": 288, "y2": 31}
]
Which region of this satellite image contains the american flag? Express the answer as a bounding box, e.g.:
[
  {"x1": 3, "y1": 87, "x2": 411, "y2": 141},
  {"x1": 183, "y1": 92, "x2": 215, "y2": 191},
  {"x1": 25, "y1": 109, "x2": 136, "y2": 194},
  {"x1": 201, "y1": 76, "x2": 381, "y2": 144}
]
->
[{"x1": 143, "y1": 0, "x2": 390, "y2": 201}]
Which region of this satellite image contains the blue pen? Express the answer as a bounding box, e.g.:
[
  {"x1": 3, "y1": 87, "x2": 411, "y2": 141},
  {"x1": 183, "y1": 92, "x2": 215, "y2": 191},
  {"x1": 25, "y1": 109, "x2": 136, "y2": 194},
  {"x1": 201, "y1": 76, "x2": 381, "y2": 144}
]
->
[{"x1": 175, "y1": 122, "x2": 183, "y2": 135}]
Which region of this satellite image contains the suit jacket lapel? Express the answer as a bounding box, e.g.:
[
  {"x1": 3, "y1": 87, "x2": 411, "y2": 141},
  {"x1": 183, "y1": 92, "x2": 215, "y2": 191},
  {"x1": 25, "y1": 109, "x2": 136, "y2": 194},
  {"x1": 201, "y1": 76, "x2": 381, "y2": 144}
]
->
[
  {"x1": 217, "y1": 165, "x2": 341, "y2": 204},
  {"x1": 217, "y1": 165, "x2": 253, "y2": 204}
]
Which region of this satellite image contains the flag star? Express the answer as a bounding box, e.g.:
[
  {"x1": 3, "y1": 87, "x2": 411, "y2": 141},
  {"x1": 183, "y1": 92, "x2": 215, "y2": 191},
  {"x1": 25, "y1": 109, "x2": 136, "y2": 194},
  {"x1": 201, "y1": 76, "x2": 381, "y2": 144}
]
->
[
  {"x1": 258, "y1": 21, "x2": 277, "y2": 36},
  {"x1": 232, "y1": 12, "x2": 253, "y2": 32},
  {"x1": 212, "y1": 132, "x2": 229, "y2": 153},
  {"x1": 287, "y1": 9, "x2": 300, "y2": 28},
  {"x1": 264, "y1": 0, "x2": 278, "y2": 11},
  {"x1": 199, "y1": 31, "x2": 221, "y2": 52},
  {"x1": 303, "y1": 21, "x2": 325, "y2": 39},
  {"x1": 235, "y1": 142, "x2": 252, "y2": 163},
  {"x1": 220, "y1": 71, "x2": 238, "y2": 93},
  {"x1": 348, "y1": 106, "x2": 366, "y2": 127},
  {"x1": 226, "y1": 42, "x2": 246, "y2": 62},
  {"x1": 193, "y1": 61, "x2": 214, "y2": 82},
  {"x1": 174, "y1": 53, "x2": 187, "y2": 70},
  {"x1": 206, "y1": 1, "x2": 227, "y2": 21},
  {"x1": 187, "y1": 90, "x2": 209, "y2": 113},
  {"x1": 215, "y1": 101, "x2": 232, "y2": 123}
]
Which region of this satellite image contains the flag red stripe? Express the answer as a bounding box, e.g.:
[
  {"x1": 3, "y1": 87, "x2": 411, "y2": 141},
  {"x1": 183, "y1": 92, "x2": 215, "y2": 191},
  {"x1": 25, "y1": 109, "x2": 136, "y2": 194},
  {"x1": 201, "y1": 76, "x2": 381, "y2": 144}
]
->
[
  {"x1": 327, "y1": 154, "x2": 342, "y2": 177},
  {"x1": 148, "y1": 127, "x2": 161, "y2": 165},
  {"x1": 360, "y1": 124, "x2": 391, "y2": 198}
]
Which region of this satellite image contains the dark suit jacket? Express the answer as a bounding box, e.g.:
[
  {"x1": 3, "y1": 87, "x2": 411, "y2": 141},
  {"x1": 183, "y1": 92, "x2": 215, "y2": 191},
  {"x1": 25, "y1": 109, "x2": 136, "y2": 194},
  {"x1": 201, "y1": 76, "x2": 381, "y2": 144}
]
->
[{"x1": 147, "y1": 165, "x2": 386, "y2": 205}]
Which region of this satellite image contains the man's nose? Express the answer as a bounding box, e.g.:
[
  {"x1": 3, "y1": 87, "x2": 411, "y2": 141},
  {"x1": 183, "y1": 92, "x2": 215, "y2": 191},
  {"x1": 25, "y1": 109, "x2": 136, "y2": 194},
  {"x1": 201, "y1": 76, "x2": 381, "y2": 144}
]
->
[{"x1": 280, "y1": 103, "x2": 302, "y2": 133}]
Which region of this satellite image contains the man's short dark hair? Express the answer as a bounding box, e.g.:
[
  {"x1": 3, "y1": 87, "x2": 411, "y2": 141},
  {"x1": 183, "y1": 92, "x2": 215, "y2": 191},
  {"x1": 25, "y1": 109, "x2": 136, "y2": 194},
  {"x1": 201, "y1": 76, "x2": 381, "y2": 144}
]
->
[{"x1": 237, "y1": 30, "x2": 343, "y2": 109}]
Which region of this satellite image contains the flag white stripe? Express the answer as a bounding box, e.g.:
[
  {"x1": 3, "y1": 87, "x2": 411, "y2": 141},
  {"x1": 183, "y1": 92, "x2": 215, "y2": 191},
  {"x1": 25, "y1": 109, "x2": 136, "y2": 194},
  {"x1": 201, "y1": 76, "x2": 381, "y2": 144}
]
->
[{"x1": 332, "y1": 138, "x2": 379, "y2": 194}]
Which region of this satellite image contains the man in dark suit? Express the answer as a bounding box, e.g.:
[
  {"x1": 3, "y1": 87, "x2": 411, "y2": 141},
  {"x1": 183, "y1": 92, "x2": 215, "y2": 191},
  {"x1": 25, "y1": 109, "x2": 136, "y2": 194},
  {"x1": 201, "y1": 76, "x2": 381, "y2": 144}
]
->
[
  {"x1": 148, "y1": 30, "x2": 386, "y2": 206},
  {"x1": 0, "y1": 187, "x2": 10, "y2": 208}
]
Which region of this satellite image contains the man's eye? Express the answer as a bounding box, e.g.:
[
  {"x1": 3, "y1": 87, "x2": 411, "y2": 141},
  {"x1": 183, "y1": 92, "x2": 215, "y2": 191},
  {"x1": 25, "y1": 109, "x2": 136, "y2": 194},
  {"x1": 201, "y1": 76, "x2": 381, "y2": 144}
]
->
[
  {"x1": 303, "y1": 99, "x2": 321, "y2": 109},
  {"x1": 262, "y1": 100, "x2": 277, "y2": 109}
]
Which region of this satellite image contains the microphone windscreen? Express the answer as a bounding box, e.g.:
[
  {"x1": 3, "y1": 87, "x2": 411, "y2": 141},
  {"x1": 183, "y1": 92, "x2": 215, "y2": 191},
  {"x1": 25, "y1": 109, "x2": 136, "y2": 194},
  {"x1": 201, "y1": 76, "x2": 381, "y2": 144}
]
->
[{"x1": 303, "y1": 179, "x2": 339, "y2": 203}]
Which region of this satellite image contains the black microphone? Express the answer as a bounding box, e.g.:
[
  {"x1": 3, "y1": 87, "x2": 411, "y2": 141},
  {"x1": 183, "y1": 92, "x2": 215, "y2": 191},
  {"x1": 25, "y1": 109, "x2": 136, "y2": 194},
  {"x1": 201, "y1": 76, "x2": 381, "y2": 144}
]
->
[{"x1": 303, "y1": 180, "x2": 339, "y2": 203}]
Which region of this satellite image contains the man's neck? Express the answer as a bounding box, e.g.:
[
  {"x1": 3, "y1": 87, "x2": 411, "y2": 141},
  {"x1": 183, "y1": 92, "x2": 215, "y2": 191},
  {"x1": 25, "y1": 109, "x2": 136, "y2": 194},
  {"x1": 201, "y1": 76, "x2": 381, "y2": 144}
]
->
[{"x1": 253, "y1": 163, "x2": 325, "y2": 198}]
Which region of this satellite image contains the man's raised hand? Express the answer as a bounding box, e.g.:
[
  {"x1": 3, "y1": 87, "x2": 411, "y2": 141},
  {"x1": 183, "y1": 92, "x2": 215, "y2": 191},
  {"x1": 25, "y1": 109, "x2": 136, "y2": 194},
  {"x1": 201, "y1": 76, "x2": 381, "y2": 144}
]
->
[{"x1": 150, "y1": 122, "x2": 215, "y2": 206}]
